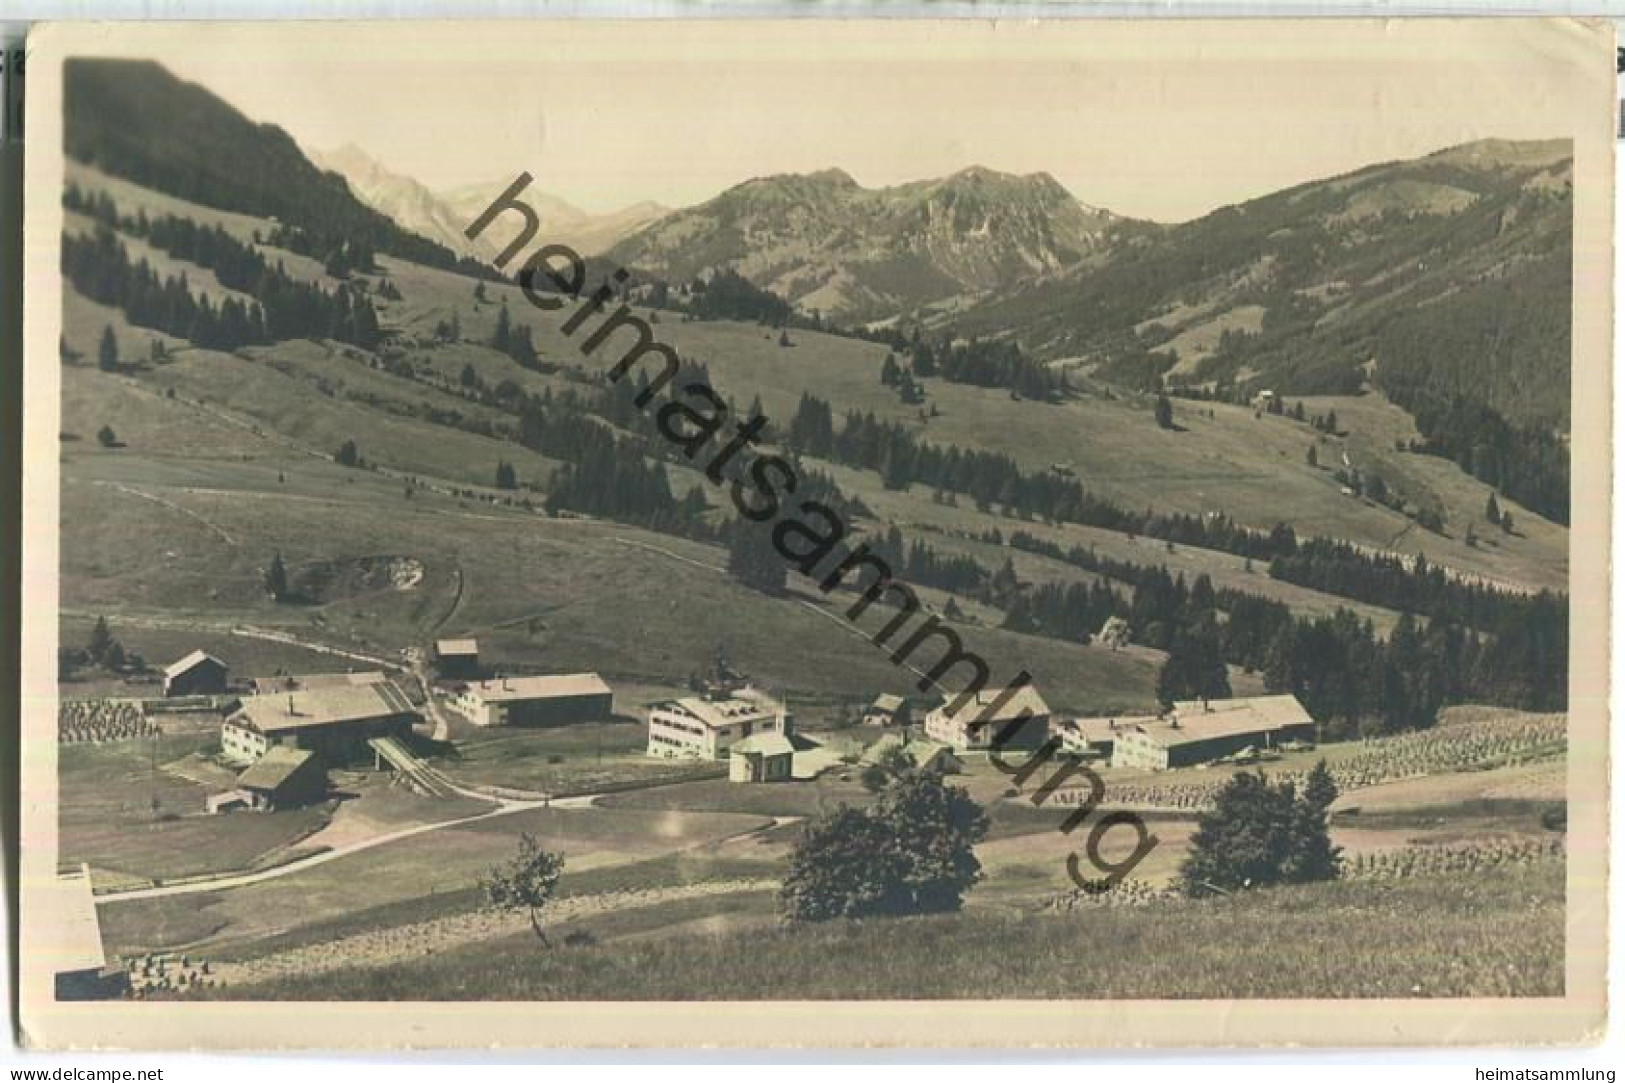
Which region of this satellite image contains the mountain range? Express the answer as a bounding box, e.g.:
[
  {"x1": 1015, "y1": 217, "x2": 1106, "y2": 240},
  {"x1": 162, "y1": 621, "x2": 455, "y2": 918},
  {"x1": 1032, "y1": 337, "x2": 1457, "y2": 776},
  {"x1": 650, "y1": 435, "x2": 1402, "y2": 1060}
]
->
[
  {"x1": 62, "y1": 57, "x2": 1573, "y2": 452},
  {"x1": 602, "y1": 166, "x2": 1141, "y2": 323},
  {"x1": 308, "y1": 144, "x2": 668, "y2": 261}
]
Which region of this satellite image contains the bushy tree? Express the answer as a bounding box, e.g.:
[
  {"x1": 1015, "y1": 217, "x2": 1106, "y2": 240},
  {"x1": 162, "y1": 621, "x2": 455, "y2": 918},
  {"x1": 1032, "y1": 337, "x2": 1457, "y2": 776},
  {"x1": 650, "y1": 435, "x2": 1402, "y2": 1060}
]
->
[
  {"x1": 481, "y1": 833, "x2": 565, "y2": 945},
  {"x1": 96, "y1": 425, "x2": 119, "y2": 448},
  {"x1": 780, "y1": 768, "x2": 988, "y2": 921},
  {"x1": 1179, "y1": 766, "x2": 1341, "y2": 897},
  {"x1": 335, "y1": 439, "x2": 359, "y2": 467}
]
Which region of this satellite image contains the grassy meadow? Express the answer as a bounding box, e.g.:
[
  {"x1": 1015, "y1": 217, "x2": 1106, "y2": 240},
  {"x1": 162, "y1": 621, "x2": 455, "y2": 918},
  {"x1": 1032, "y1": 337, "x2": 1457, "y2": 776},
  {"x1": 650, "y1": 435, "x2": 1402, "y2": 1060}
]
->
[{"x1": 195, "y1": 861, "x2": 1563, "y2": 1001}]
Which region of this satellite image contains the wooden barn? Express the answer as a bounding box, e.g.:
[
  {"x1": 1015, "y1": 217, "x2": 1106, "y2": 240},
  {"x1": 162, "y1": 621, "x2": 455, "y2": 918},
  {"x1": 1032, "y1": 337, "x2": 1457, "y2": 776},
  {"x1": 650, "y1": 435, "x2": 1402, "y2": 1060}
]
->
[
  {"x1": 433, "y1": 638, "x2": 482, "y2": 680},
  {"x1": 162, "y1": 649, "x2": 228, "y2": 697},
  {"x1": 235, "y1": 747, "x2": 328, "y2": 810}
]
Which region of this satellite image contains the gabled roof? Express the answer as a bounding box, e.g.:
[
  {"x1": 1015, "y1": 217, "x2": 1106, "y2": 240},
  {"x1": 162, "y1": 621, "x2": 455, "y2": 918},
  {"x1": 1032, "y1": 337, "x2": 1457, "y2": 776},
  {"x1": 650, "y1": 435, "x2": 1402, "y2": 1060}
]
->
[
  {"x1": 237, "y1": 747, "x2": 318, "y2": 791},
  {"x1": 463, "y1": 673, "x2": 611, "y2": 703},
  {"x1": 164, "y1": 649, "x2": 225, "y2": 679},
  {"x1": 436, "y1": 638, "x2": 479, "y2": 657},
  {"x1": 860, "y1": 733, "x2": 952, "y2": 766},
  {"x1": 934, "y1": 684, "x2": 1050, "y2": 726},
  {"x1": 229, "y1": 681, "x2": 418, "y2": 735},
  {"x1": 730, "y1": 733, "x2": 797, "y2": 757},
  {"x1": 869, "y1": 694, "x2": 906, "y2": 712}
]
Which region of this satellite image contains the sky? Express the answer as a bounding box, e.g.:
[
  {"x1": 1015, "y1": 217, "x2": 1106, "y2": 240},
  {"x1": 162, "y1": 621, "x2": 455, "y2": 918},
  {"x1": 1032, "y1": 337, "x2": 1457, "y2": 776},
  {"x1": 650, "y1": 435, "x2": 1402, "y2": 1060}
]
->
[{"x1": 137, "y1": 20, "x2": 1586, "y2": 222}]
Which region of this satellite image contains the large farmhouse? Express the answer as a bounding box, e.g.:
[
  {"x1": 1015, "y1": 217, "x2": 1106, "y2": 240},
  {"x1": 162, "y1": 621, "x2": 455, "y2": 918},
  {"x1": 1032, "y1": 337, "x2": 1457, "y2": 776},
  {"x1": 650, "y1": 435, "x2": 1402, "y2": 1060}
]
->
[
  {"x1": 1110, "y1": 694, "x2": 1316, "y2": 770},
  {"x1": 163, "y1": 649, "x2": 227, "y2": 697},
  {"x1": 221, "y1": 681, "x2": 421, "y2": 765},
  {"x1": 923, "y1": 684, "x2": 1051, "y2": 751},
  {"x1": 647, "y1": 687, "x2": 791, "y2": 761},
  {"x1": 448, "y1": 673, "x2": 613, "y2": 727}
]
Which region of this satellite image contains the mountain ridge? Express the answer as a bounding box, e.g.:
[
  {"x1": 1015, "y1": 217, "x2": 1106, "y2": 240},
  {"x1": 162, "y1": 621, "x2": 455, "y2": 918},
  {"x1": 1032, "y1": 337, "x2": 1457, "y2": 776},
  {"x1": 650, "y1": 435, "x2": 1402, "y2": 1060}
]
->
[{"x1": 603, "y1": 164, "x2": 1149, "y2": 322}]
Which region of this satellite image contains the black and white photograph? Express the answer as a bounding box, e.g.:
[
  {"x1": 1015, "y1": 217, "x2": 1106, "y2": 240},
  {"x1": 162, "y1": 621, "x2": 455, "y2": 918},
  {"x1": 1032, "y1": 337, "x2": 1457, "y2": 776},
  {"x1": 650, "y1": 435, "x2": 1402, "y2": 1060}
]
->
[{"x1": 14, "y1": 16, "x2": 1613, "y2": 1050}]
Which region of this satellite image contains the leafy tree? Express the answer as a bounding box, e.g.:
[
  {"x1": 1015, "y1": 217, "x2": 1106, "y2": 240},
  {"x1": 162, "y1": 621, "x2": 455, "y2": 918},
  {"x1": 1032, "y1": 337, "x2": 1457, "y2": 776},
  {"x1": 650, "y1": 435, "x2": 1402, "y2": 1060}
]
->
[
  {"x1": 1179, "y1": 769, "x2": 1340, "y2": 897},
  {"x1": 265, "y1": 551, "x2": 289, "y2": 601},
  {"x1": 97, "y1": 325, "x2": 119, "y2": 371},
  {"x1": 780, "y1": 768, "x2": 989, "y2": 921},
  {"x1": 779, "y1": 808, "x2": 905, "y2": 922},
  {"x1": 335, "y1": 439, "x2": 359, "y2": 467},
  {"x1": 871, "y1": 768, "x2": 990, "y2": 914},
  {"x1": 480, "y1": 833, "x2": 566, "y2": 945},
  {"x1": 859, "y1": 745, "x2": 915, "y2": 793},
  {"x1": 96, "y1": 425, "x2": 119, "y2": 448}
]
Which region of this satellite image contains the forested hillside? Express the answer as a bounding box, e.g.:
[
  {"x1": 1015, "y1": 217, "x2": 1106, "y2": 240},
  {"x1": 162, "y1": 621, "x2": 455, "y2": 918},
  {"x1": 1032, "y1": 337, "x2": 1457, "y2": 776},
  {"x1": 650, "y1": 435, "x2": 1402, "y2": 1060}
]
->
[
  {"x1": 64, "y1": 59, "x2": 495, "y2": 280},
  {"x1": 952, "y1": 139, "x2": 1573, "y2": 522}
]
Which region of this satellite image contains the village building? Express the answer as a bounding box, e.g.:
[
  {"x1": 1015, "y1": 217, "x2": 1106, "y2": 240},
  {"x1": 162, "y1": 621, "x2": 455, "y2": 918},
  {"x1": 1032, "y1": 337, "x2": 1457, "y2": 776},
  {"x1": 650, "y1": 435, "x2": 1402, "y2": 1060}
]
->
[
  {"x1": 861, "y1": 693, "x2": 911, "y2": 727},
  {"x1": 49, "y1": 865, "x2": 128, "y2": 1001},
  {"x1": 727, "y1": 733, "x2": 796, "y2": 783},
  {"x1": 647, "y1": 686, "x2": 791, "y2": 761},
  {"x1": 235, "y1": 747, "x2": 328, "y2": 810},
  {"x1": 434, "y1": 638, "x2": 482, "y2": 680},
  {"x1": 220, "y1": 681, "x2": 421, "y2": 766},
  {"x1": 249, "y1": 670, "x2": 390, "y2": 695},
  {"x1": 1110, "y1": 694, "x2": 1316, "y2": 770},
  {"x1": 923, "y1": 684, "x2": 1051, "y2": 752},
  {"x1": 860, "y1": 733, "x2": 962, "y2": 775},
  {"x1": 1056, "y1": 714, "x2": 1160, "y2": 762},
  {"x1": 448, "y1": 673, "x2": 613, "y2": 727},
  {"x1": 162, "y1": 649, "x2": 228, "y2": 697}
]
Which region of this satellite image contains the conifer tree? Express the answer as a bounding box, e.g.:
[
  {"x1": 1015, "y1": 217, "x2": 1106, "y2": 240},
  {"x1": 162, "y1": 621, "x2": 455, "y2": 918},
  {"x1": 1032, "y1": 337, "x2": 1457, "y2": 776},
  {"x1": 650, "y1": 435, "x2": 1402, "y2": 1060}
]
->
[
  {"x1": 97, "y1": 325, "x2": 119, "y2": 371},
  {"x1": 265, "y1": 552, "x2": 289, "y2": 601}
]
